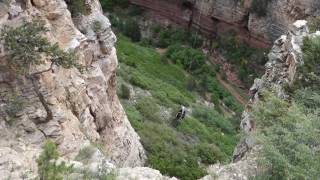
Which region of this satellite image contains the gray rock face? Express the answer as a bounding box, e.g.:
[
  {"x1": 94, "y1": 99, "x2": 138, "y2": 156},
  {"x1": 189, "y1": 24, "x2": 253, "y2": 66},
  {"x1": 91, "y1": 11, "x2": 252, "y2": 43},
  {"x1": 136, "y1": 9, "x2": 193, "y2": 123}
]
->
[
  {"x1": 199, "y1": 19, "x2": 316, "y2": 180},
  {"x1": 131, "y1": 0, "x2": 320, "y2": 45},
  {"x1": 240, "y1": 20, "x2": 309, "y2": 135},
  {"x1": 0, "y1": 0, "x2": 145, "y2": 178}
]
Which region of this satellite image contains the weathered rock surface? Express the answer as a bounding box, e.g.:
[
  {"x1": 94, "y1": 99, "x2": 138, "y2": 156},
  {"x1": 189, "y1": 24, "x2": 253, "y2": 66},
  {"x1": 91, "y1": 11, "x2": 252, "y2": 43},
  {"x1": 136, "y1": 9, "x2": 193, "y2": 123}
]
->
[
  {"x1": 130, "y1": 0, "x2": 320, "y2": 46},
  {"x1": 225, "y1": 20, "x2": 318, "y2": 179},
  {"x1": 0, "y1": 0, "x2": 146, "y2": 178}
]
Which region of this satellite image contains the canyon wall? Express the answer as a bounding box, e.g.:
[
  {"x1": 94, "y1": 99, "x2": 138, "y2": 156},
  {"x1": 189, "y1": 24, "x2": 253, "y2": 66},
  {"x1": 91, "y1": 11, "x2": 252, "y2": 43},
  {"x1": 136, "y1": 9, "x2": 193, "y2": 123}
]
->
[
  {"x1": 201, "y1": 19, "x2": 316, "y2": 180},
  {"x1": 0, "y1": 0, "x2": 146, "y2": 178},
  {"x1": 130, "y1": 0, "x2": 320, "y2": 47}
]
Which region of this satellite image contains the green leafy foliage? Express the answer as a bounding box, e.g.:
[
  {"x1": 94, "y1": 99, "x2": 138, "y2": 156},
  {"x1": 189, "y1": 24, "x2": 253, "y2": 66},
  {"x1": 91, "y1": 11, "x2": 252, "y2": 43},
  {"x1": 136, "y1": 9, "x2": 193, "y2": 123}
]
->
[
  {"x1": 119, "y1": 84, "x2": 131, "y2": 99},
  {"x1": 150, "y1": 26, "x2": 203, "y2": 48},
  {"x1": 250, "y1": 0, "x2": 271, "y2": 17},
  {"x1": 92, "y1": 20, "x2": 102, "y2": 33},
  {"x1": 216, "y1": 32, "x2": 267, "y2": 86},
  {"x1": 0, "y1": 19, "x2": 77, "y2": 75},
  {"x1": 37, "y1": 140, "x2": 73, "y2": 180},
  {"x1": 100, "y1": 0, "x2": 129, "y2": 11},
  {"x1": 165, "y1": 44, "x2": 206, "y2": 73},
  {"x1": 66, "y1": 0, "x2": 90, "y2": 17},
  {"x1": 110, "y1": 16, "x2": 141, "y2": 42},
  {"x1": 253, "y1": 90, "x2": 320, "y2": 179},
  {"x1": 307, "y1": 16, "x2": 320, "y2": 33},
  {"x1": 298, "y1": 36, "x2": 320, "y2": 88},
  {"x1": 117, "y1": 36, "x2": 240, "y2": 179},
  {"x1": 5, "y1": 93, "x2": 25, "y2": 118}
]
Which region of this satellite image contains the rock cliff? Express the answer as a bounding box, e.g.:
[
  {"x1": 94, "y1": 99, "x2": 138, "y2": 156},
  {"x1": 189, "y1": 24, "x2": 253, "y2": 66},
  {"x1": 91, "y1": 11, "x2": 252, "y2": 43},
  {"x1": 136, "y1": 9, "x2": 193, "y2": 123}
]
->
[
  {"x1": 0, "y1": 0, "x2": 146, "y2": 178},
  {"x1": 200, "y1": 19, "x2": 316, "y2": 180},
  {"x1": 130, "y1": 0, "x2": 320, "y2": 47}
]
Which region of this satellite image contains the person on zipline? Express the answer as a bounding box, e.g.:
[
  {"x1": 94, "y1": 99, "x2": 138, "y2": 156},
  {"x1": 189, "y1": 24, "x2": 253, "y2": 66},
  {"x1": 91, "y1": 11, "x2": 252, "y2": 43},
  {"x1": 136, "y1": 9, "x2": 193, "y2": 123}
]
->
[{"x1": 176, "y1": 105, "x2": 186, "y2": 121}]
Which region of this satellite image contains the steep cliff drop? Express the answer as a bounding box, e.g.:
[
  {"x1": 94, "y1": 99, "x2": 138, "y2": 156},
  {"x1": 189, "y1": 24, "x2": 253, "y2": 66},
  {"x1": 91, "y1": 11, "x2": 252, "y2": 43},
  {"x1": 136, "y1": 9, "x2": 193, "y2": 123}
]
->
[
  {"x1": 201, "y1": 20, "x2": 317, "y2": 180},
  {"x1": 0, "y1": 0, "x2": 152, "y2": 178}
]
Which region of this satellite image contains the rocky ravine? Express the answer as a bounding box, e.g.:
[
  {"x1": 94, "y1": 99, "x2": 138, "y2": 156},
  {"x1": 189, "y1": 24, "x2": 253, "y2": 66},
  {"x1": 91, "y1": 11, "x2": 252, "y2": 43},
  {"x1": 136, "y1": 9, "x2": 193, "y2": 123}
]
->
[{"x1": 0, "y1": 0, "x2": 178, "y2": 179}]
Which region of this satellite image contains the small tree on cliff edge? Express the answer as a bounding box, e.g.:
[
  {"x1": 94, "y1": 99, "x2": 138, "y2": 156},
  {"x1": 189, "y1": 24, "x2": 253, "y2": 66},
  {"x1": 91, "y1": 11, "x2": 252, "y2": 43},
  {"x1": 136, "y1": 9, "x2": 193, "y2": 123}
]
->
[{"x1": 37, "y1": 139, "x2": 73, "y2": 180}]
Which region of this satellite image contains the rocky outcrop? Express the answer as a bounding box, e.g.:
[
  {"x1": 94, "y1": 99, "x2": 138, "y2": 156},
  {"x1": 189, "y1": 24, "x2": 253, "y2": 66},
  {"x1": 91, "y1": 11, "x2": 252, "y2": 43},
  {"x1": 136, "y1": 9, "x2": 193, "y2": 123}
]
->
[
  {"x1": 224, "y1": 20, "x2": 315, "y2": 179},
  {"x1": 130, "y1": 0, "x2": 320, "y2": 47},
  {"x1": 0, "y1": 0, "x2": 146, "y2": 178}
]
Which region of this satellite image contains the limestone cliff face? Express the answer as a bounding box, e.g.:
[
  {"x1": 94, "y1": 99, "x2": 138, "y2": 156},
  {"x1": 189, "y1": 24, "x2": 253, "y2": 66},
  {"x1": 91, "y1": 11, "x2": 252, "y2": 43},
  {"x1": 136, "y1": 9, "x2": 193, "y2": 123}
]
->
[
  {"x1": 130, "y1": 0, "x2": 320, "y2": 47},
  {"x1": 0, "y1": 0, "x2": 145, "y2": 178}
]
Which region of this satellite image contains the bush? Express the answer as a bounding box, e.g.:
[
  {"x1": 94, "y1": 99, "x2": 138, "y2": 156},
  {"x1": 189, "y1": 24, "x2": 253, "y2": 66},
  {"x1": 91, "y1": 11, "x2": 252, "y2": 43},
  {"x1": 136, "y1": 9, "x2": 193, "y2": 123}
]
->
[
  {"x1": 66, "y1": 0, "x2": 90, "y2": 17},
  {"x1": 5, "y1": 93, "x2": 25, "y2": 119},
  {"x1": 136, "y1": 97, "x2": 161, "y2": 122},
  {"x1": 121, "y1": 19, "x2": 141, "y2": 42},
  {"x1": 165, "y1": 44, "x2": 206, "y2": 73},
  {"x1": 253, "y1": 91, "x2": 320, "y2": 179},
  {"x1": 192, "y1": 106, "x2": 235, "y2": 134},
  {"x1": 100, "y1": 0, "x2": 129, "y2": 11},
  {"x1": 92, "y1": 20, "x2": 102, "y2": 33},
  {"x1": 197, "y1": 143, "x2": 227, "y2": 164},
  {"x1": 129, "y1": 72, "x2": 150, "y2": 89},
  {"x1": 307, "y1": 16, "x2": 320, "y2": 33},
  {"x1": 37, "y1": 140, "x2": 73, "y2": 180},
  {"x1": 75, "y1": 146, "x2": 96, "y2": 164},
  {"x1": 138, "y1": 122, "x2": 206, "y2": 180},
  {"x1": 119, "y1": 84, "x2": 131, "y2": 99},
  {"x1": 0, "y1": 19, "x2": 77, "y2": 75},
  {"x1": 250, "y1": 0, "x2": 270, "y2": 17},
  {"x1": 297, "y1": 36, "x2": 320, "y2": 88}
]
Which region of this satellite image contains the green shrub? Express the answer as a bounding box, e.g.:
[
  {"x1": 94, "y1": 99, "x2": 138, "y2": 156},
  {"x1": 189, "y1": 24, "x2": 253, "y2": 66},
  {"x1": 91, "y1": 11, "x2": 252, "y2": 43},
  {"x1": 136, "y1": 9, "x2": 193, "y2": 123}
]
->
[
  {"x1": 92, "y1": 20, "x2": 102, "y2": 33},
  {"x1": 128, "y1": 5, "x2": 144, "y2": 16},
  {"x1": 253, "y1": 91, "x2": 320, "y2": 179},
  {"x1": 197, "y1": 143, "x2": 227, "y2": 164},
  {"x1": 297, "y1": 36, "x2": 320, "y2": 88},
  {"x1": 307, "y1": 16, "x2": 320, "y2": 33},
  {"x1": 119, "y1": 84, "x2": 131, "y2": 99},
  {"x1": 138, "y1": 122, "x2": 206, "y2": 180},
  {"x1": 250, "y1": 0, "x2": 270, "y2": 17},
  {"x1": 66, "y1": 0, "x2": 90, "y2": 17},
  {"x1": 100, "y1": 0, "x2": 129, "y2": 11},
  {"x1": 0, "y1": 19, "x2": 77, "y2": 75},
  {"x1": 5, "y1": 93, "x2": 25, "y2": 118},
  {"x1": 121, "y1": 19, "x2": 141, "y2": 42},
  {"x1": 136, "y1": 97, "x2": 161, "y2": 122},
  {"x1": 165, "y1": 44, "x2": 206, "y2": 73},
  {"x1": 117, "y1": 35, "x2": 239, "y2": 180},
  {"x1": 75, "y1": 146, "x2": 96, "y2": 164},
  {"x1": 192, "y1": 106, "x2": 235, "y2": 134},
  {"x1": 37, "y1": 140, "x2": 73, "y2": 180},
  {"x1": 130, "y1": 72, "x2": 150, "y2": 89}
]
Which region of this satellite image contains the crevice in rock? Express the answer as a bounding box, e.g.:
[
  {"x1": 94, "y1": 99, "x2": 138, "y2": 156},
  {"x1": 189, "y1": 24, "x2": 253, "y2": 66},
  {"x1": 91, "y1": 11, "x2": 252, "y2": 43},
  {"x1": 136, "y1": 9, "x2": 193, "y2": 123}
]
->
[
  {"x1": 28, "y1": 75, "x2": 53, "y2": 122},
  {"x1": 37, "y1": 127, "x2": 47, "y2": 138}
]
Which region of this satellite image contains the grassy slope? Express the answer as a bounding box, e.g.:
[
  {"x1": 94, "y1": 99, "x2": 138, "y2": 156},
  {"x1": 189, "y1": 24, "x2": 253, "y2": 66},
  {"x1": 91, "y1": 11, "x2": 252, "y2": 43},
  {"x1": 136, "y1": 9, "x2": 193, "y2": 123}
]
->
[{"x1": 116, "y1": 35, "x2": 241, "y2": 180}]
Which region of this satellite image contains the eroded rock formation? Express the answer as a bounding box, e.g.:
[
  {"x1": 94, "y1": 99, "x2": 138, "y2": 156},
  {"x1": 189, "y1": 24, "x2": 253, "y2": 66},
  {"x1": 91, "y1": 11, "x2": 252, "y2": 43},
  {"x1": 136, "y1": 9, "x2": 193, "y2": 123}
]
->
[
  {"x1": 0, "y1": 0, "x2": 146, "y2": 178},
  {"x1": 200, "y1": 19, "x2": 316, "y2": 180},
  {"x1": 130, "y1": 0, "x2": 320, "y2": 47}
]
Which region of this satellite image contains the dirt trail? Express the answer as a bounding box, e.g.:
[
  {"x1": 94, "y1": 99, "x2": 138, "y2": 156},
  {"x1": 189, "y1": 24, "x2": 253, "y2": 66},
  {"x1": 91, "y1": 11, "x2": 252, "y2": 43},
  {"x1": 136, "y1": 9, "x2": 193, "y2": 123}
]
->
[
  {"x1": 157, "y1": 48, "x2": 248, "y2": 105},
  {"x1": 216, "y1": 73, "x2": 248, "y2": 105}
]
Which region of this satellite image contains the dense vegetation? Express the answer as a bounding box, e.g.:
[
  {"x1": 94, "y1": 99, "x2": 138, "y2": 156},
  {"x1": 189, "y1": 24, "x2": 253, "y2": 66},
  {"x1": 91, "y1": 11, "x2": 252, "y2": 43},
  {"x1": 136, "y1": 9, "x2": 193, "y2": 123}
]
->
[
  {"x1": 116, "y1": 35, "x2": 241, "y2": 180},
  {"x1": 250, "y1": 0, "x2": 271, "y2": 17},
  {"x1": 215, "y1": 32, "x2": 267, "y2": 86},
  {"x1": 253, "y1": 36, "x2": 320, "y2": 179}
]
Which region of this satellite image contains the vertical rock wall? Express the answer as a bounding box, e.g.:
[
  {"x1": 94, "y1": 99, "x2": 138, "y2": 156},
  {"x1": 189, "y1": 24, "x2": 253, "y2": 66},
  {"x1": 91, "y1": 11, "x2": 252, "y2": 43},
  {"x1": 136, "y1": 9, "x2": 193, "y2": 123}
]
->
[
  {"x1": 130, "y1": 0, "x2": 320, "y2": 46},
  {"x1": 0, "y1": 0, "x2": 145, "y2": 178}
]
